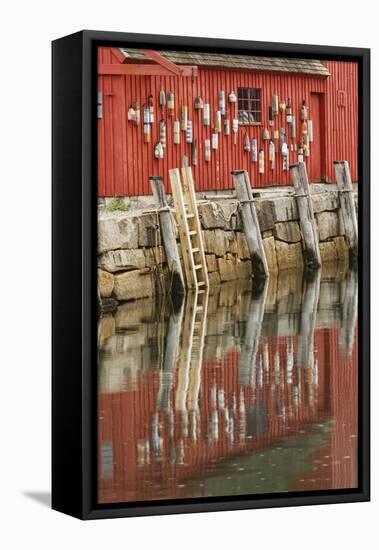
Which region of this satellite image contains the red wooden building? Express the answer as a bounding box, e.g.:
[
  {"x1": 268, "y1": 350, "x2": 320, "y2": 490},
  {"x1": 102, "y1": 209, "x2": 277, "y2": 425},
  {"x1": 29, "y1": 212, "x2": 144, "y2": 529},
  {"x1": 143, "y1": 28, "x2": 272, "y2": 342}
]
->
[{"x1": 97, "y1": 47, "x2": 358, "y2": 197}]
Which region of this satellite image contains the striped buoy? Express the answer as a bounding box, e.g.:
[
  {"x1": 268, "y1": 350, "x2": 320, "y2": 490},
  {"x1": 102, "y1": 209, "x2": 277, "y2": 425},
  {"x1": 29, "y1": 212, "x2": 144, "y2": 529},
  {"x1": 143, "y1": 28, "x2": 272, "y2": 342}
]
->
[
  {"x1": 159, "y1": 120, "x2": 166, "y2": 148},
  {"x1": 204, "y1": 139, "x2": 211, "y2": 161},
  {"x1": 269, "y1": 140, "x2": 275, "y2": 170},
  {"x1": 232, "y1": 119, "x2": 239, "y2": 144},
  {"x1": 159, "y1": 87, "x2": 166, "y2": 110},
  {"x1": 180, "y1": 106, "x2": 188, "y2": 131},
  {"x1": 258, "y1": 149, "x2": 265, "y2": 173},
  {"x1": 272, "y1": 94, "x2": 279, "y2": 115},
  {"x1": 186, "y1": 120, "x2": 193, "y2": 143},
  {"x1": 219, "y1": 91, "x2": 226, "y2": 115},
  {"x1": 215, "y1": 111, "x2": 222, "y2": 133},
  {"x1": 167, "y1": 91, "x2": 174, "y2": 116},
  {"x1": 148, "y1": 94, "x2": 154, "y2": 123},
  {"x1": 252, "y1": 138, "x2": 258, "y2": 162},
  {"x1": 203, "y1": 103, "x2": 210, "y2": 126},
  {"x1": 212, "y1": 133, "x2": 218, "y2": 149},
  {"x1": 243, "y1": 133, "x2": 250, "y2": 152},
  {"x1": 143, "y1": 123, "x2": 151, "y2": 143},
  {"x1": 143, "y1": 105, "x2": 151, "y2": 124},
  {"x1": 286, "y1": 97, "x2": 292, "y2": 116},
  {"x1": 173, "y1": 120, "x2": 180, "y2": 144}
]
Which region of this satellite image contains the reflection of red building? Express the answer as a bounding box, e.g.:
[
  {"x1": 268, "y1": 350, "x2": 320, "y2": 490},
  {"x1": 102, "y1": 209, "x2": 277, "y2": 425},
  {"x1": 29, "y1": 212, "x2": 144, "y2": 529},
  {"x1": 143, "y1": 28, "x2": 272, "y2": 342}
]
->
[{"x1": 98, "y1": 326, "x2": 358, "y2": 504}]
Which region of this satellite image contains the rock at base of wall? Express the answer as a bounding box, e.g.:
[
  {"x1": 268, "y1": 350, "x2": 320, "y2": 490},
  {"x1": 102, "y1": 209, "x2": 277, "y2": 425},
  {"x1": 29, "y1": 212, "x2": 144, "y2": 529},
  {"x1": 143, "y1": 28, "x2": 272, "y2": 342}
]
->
[
  {"x1": 263, "y1": 236, "x2": 279, "y2": 274},
  {"x1": 275, "y1": 240, "x2": 303, "y2": 270},
  {"x1": 316, "y1": 211, "x2": 340, "y2": 241},
  {"x1": 273, "y1": 221, "x2": 301, "y2": 243},
  {"x1": 311, "y1": 191, "x2": 339, "y2": 213},
  {"x1": 197, "y1": 201, "x2": 225, "y2": 229},
  {"x1": 98, "y1": 216, "x2": 139, "y2": 253},
  {"x1": 333, "y1": 236, "x2": 349, "y2": 262},
  {"x1": 98, "y1": 249, "x2": 146, "y2": 272},
  {"x1": 138, "y1": 215, "x2": 162, "y2": 247},
  {"x1": 113, "y1": 268, "x2": 154, "y2": 301},
  {"x1": 266, "y1": 196, "x2": 298, "y2": 224},
  {"x1": 206, "y1": 254, "x2": 218, "y2": 272},
  {"x1": 203, "y1": 229, "x2": 227, "y2": 257},
  {"x1": 236, "y1": 232, "x2": 250, "y2": 259},
  {"x1": 236, "y1": 259, "x2": 252, "y2": 279},
  {"x1": 218, "y1": 256, "x2": 237, "y2": 282},
  {"x1": 98, "y1": 269, "x2": 114, "y2": 298},
  {"x1": 208, "y1": 271, "x2": 221, "y2": 287},
  {"x1": 319, "y1": 241, "x2": 338, "y2": 263}
]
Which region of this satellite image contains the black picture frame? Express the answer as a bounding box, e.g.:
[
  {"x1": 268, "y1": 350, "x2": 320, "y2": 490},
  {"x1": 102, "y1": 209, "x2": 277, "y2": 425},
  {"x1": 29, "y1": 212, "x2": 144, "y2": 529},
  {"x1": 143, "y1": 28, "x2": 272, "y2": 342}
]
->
[{"x1": 52, "y1": 30, "x2": 370, "y2": 520}]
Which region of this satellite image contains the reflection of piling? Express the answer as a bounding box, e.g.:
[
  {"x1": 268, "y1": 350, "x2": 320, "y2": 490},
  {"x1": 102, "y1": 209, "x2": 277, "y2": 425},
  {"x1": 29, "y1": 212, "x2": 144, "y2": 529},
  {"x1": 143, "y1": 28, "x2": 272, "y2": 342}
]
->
[
  {"x1": 231, "y1": 170, "x2": 269, "y2": 279},
  {"x1": 334, "y1": 161, "x2": 358, "y2": 264},
  {"x1": 150, "y1": 176, "x2": 186, "y2": 296},
  {"x1": 157, "y1": 299, "x2": 184, "y2": 412},
  {"x1": 296, "y1": 269, "x2": 321, "y2": 369},
  {"x1": 239, "y1": 279, "x2": 268, "y2": 386},
  {"x1": 340, "y1": 269, "x2": 358, "y2": 354},
  {"x1": 290, "y1": 162, "x2": 321, "y2": 270}
]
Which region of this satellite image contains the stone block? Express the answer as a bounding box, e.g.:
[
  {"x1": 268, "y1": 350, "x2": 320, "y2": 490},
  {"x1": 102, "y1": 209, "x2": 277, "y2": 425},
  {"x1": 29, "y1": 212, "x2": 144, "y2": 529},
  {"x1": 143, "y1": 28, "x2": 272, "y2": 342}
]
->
[
  {"x1": 275, "y1": 240, "x2": 303, "y2": 270},
  {"x1": 334, "y1": 236, "x2": 349, "y2": 262},
  {"x1": 316, "y1": 211, "x2": 340, "y2": 241},
  {"x1": 311, "y1": 191, "x2": 339, "y2": 213},
  {"x1": 206, "y1": 254, "x2": 218, "y2": 273},
  {"x1": 236, "y1": 260, "x2": 252, "y2": 279},
  {"x1": 203, "y1": 229, "x2": 226, "y2": 257},
  {"x1": 198, "y1": 201, "x2": 225, "y2": 229},
  {"x1": 273, "y1": 221, "x2": 301, "y2": 243},
  {"x1": 98, "y1": 314, "x2": 116, "y2": 346},
  {"x1": 98, "y1": 269, "x2": 114, "y2": 298},
  {"x1": 138, "y1": 214, "x2": 161, "y2": 247},
  {"x1": 235, "y1": 231, "x2": 250, "y2": 259},
  {"x1": 113, "y1": 268, "x2": 154, "y2": 301},
  {"x1": 267, "y1": 196, "x2": 299, "y2": 223},
  {"x1": 98, "y1": 215, "x2": 139, "y2": 253},
  {"x1": 263, "y1": 236, "x2": 278, "y2": 274},
  {"x1": 255, "y1": 200, "x2": 275, "y2": 231},
  {"x1": 208, "y1": 271, "x2": 221, "y2": 287},
  {"x1": 224, "y1": 231, "x2": 238, "y2": 254},
  {"x1": 319, "y1": 241, "x2": 338, "y2": 263},
  {"x1": 218, "y1": 256, "x2": 237, "y2": 282},
  {"x1": 98, "y1": 249, "x2": 146, "y2": 272}
]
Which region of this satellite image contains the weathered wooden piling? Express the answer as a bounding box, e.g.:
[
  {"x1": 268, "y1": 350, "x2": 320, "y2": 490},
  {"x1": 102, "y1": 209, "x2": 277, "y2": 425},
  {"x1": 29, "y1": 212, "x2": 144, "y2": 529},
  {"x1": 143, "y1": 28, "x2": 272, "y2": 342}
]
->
[
  {"x1": 149, "y1": 176, "x2": 185, "y2": 295},
  {"x1": 231, "y1": 170, "x2": 269, "y2": 279},
  {"x1": 290, "y1": 162, "x2": 321, "y2": 270},
  {"x1": 334, "y1": 160, "x2": 358, "y2": 262}
]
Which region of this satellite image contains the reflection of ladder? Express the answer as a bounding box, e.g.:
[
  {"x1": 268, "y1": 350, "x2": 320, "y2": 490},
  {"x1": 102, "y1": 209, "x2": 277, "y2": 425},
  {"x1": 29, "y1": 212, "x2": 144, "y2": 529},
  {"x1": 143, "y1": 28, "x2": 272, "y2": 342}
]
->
[
  {"x1": 169, "y1": 164, "x2": 209, "y2": 291},
  {"x1": 175, "y1": 288, "x2": 209, "y2": 416}
]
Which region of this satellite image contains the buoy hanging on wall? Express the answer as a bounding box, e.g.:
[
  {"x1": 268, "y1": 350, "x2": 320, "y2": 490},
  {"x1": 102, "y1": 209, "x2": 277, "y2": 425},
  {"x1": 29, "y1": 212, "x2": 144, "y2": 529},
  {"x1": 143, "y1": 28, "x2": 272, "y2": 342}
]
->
[
  {"x1": 304, "y1": 135, "x2": 310, "y2": 157},
  {"x1": 148, "y1": 95, "x2": 154, "y2": 123},
  {"x1": 180, "y1": 106, "x2": 188, "y2": 131},
  {"x1": 173, "y1": 120, "x2": 180, "y2": 144},
  {"x1": 224, "y1": 118, "x2": 230, "y2": 136},
  {"x1": 262, "y1": 127, "x2": 270, "y2": 140},
  {"x1": 232, "y1": 119, "x2": 239, "y2": 145},
  {"x1": 159, "y1": 86, "x2": 166, "y2": 110},
  {"x1": 143, "y1": 105, "x2": 151, "y2": 124},
  {"x1": 219, "y1": 91, "x2": 226, "y2": 116},
  {"x1": 203, "y1": 103, "x2": 210, "y2": 126},
  {"x1": 159, "y1": 120, "x2": 166, "y2": 148},
  {"x1": 192, "y1": 139, "x2": 197, "y2": 165},
  {"x1": 167, "y1": 92, "x2": 175, "y2": 116},
  {"x1": 215, "y1": 111, "x2": 222, "y2": 133},
  {"x1": 268, "y1": 106, "x2": 274, "y2": 126},
  {"x1": 269, "y1": 140, "x2": 275, "y2": 170},
  {"x1": 134, "y1": 102, "x2": 140, "y2": 126},
  {"x1": 272, "y1": 94, "x2": 279, "y2": 115},
  {"x1": 273, "y1": 129, "x2": 279, "y2": 152},
  {"x1": 252, "y1": 138, "x2": 258, "y2": 162},
  {"x1": 186, "y1": 120, "x2": 193, "y2": 143},
  {"x1": 194, "y1": 96, "x2": 204, "y2": 110},
  {"x1": 228, "y1": 90, "x2": 237, "y2": 103},
  {"x1": 212, "y1": 133, "x2": 219, "y2": 150},
  {"x1": 243, "y1": 133, "x2": 250, "y2": 152},
  {"x1": 204, "y1": 139, "x2": 211, "y2": 161},
  {"x1": 298, "y1": 141, "x2": 304, "y2": 163},
  {"x1": 286, "y1": 97, "x2": 292, "y2": 116},
  {"x1": 300, "y1": 99, "x2": 309, "y2": 121},
  {"x1": 258, "y1": 148, "x2": 265, "y2": 174},
  {"x1": 128, "y1": 105, "x2": 136, "y2": 122},
  {"x1": 154, "y1": 141, "x2": 164, "y2": 159},
  {"x1": 302, "y1": 120, "x2": 308, "y2": 136},
  {"x1": 308, "y1": 120, "x2": 313, "y2": 142},
  {"x1": 290, "y1": 116, "x2": 297, "y2": 138},
  {"x1": 280, "y1": 127, "x2": 286, "y2": 147},
  {"x1": 281, "y1": 142, "x2": 289, "y2": 171},
  {"x1": 279, "y1": 101, "x2": 286, "y2": 113},
  {"x1": 143, "y1": 123, "x2": 151, "y2": 143}
]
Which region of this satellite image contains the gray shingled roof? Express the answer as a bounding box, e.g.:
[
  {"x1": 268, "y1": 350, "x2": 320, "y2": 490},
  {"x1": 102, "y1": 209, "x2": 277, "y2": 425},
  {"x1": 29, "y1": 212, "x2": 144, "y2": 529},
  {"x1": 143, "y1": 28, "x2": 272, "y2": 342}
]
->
[{"x1": 119, "y1": 48, "x2": 330, "y2": 77}]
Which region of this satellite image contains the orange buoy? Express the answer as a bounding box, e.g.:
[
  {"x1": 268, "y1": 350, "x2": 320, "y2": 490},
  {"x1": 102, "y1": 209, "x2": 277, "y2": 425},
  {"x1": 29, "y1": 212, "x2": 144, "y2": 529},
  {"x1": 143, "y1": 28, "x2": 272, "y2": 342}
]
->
[
  {"x1": 215, "y1": 111, "x2": 222, "y2": 133},
  {"x1": 180, "y1": 105, "x2": 188, "y2": 131},
  {"x1": 243, "y1": 133, "x2": 250, "y2": 152},
  {"x1": 143, "y1": 123, "x2": 151, "y2": 143}
]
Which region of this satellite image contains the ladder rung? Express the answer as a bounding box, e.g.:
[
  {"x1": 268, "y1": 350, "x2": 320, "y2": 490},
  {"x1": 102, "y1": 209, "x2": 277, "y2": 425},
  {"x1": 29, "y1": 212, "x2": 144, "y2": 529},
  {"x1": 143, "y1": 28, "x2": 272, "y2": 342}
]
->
[
  {"x1": 196, "y1": 306, "x2": 203, "y2": 311},
  {"x1": 197, "y1": 289, "x2": 206, "y2": 294},
  {"x1": 189, "y1": 230, "x2": 197, "y2": 236},
  {"x1": 186, "y1": 213, "x2": 195, "y2": 219},
  {"x1": 192, "y1": 247, "x2": 200, "y2": 253},
  {"x1": 194, "y1": 264, "x2": 203, "y2": 270},
  {"x1": 197, "y1": 281, "x2": 206, "y2": 287}
]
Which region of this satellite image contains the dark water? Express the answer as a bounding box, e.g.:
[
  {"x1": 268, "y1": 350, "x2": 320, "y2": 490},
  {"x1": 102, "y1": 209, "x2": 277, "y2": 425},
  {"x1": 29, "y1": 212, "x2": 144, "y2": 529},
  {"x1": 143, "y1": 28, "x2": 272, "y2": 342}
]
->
[{"x1": 97, "y1": 267, "x2": 358, "y2": 504}]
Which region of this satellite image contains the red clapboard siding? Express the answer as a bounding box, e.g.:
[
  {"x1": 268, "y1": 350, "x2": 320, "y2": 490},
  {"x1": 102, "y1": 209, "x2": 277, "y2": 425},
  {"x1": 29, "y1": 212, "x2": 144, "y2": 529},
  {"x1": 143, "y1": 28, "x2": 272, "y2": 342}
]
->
[{"x1": 97, "y1": 48, "x2": 358, "y2": 197}]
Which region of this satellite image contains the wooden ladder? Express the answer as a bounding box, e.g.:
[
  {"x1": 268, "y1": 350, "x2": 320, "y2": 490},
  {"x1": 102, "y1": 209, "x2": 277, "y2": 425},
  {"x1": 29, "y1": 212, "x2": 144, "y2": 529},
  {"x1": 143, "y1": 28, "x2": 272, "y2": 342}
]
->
[{"x1": 169, "y1": 163, "x2": 209, "y2": 291}]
